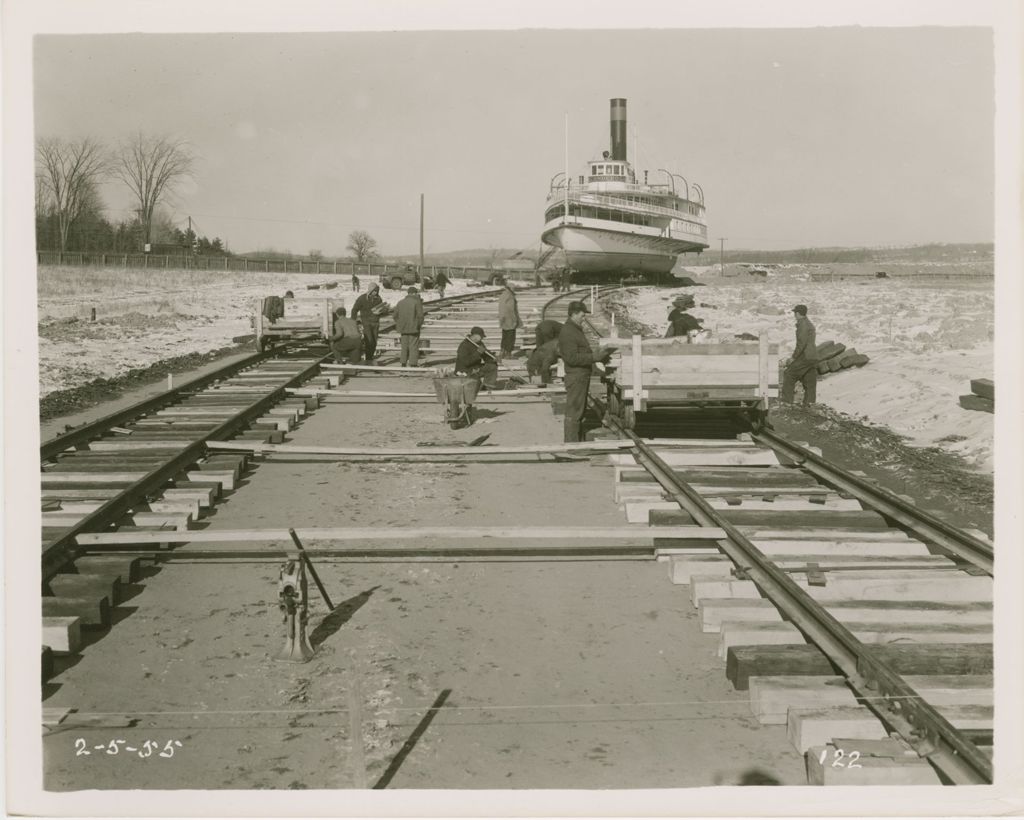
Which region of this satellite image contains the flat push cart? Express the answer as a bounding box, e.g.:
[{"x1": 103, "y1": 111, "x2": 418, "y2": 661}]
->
[{"x1": 603, "y1": 334, "x2": 780, "y2": 432}]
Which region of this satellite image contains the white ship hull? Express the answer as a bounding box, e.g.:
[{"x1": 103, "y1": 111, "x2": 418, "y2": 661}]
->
[{"x1": 541, "y1": 224, "x2": 703, "y2": 275}]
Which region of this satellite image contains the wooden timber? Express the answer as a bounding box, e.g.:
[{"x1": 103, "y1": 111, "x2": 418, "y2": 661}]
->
[
  {"x1": 75, "y1": 525, "x2": 725, "y2": 547},
  {"x1": 726, "y1": 643, "x2": 993, "y2": 690}
]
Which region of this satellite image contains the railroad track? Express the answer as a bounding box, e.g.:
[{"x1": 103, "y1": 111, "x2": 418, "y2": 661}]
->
[
  {"x1": 39, "y1": 288, "x2": 509, "y2": 667},
  {"x1": 40, "y1": 283, "x2": 994, "y2": 788},
  {"x1": 572, "y1": 293, "x2": 994, "y2": 785}
]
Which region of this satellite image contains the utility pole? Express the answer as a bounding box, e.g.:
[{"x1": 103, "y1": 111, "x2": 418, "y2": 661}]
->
[
  {"x1": 719, "y1": 237, "x2": 727, "y2": 276},
  {"x1": 419, "y1": 193, "x2": 425, "y2": 276}
]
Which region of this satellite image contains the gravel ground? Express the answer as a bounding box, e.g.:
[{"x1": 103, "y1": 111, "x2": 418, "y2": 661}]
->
[{"x1": 42, "y1": 374, "x2": 805, "y2": 790}]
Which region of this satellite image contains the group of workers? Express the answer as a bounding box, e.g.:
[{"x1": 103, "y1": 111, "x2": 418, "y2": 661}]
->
[{"x1": 333, "y1": 276, "x2": 819, "y2": 442}]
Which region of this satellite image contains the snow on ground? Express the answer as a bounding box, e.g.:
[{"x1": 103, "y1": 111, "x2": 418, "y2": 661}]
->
[
  {"x1": 36, "y1": 266, "x2": 492, "y2": 397},
  {"x1": 620, "y1": 274, "x2": 994, "y2": 472}
]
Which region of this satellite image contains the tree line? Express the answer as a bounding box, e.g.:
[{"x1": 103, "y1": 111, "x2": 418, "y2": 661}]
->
[{"x1": 35, "y1": 133, "x2": 227, "y2": 255}]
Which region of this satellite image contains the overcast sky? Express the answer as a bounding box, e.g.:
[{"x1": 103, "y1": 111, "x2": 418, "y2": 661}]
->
[{"x1": 34, "y1": 28, "x2": 993, "y2": 256}]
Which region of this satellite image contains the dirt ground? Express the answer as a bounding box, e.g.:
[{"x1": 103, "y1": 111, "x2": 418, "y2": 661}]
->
[{"x1": 42, "y1": 373, "x2": 806, "y2": 790}]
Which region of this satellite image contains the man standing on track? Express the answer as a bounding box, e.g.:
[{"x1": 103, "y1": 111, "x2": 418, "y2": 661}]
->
[
  {"x1": 558, "y1": 300, "x2": 613, "y2": 442},
  {"x1": 351, "y1": 282, "x2": 386, "y2": 363},
  {"x1": 435, "y1": 269, "x2": 451, "y2": 300},
  {"x1": 496, "y1": 277, "x2": 521, "y2": 360},
  {"x1": 781, "y1": 303, "x2": 818, "y2": 405},
  {"x1": 328, "y1": 306, "x2": 362, "y2": 364},
  {"x1": 394, "y1": 286, "x2": 425, "y2": 367},
  {"x1": 455, "y1": 326, "x2": 499, "y2": 389}
]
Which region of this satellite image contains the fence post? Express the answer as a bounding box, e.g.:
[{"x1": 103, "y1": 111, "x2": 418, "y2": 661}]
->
[
  {"x1": 123, "y1": 254, "x2": 128, "y2": 267},
  {"x1": 101, "y1": 253, "x2": 106, "y2": 267},
  {"x1": 351, "y1": 262, "x2": 356, "y2": 277},
  {"x1": 144, "y1": 254, "x2": 148, "y2": 269},
  {"x1": 334, "y1": 260, "x2": 338, "y2": 274},
  {"x1": 299, "y1": 260, "x2": 303, "y2": 274}
]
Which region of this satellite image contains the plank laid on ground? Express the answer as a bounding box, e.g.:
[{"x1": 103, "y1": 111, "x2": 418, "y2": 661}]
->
[
  {"x1": 74, "y1": 555, "x2": 143, "y2": 584},
  {"x1": 748, "y1": 676, "x2": 858, "y2": 724},
  {"x1": 49, "y1": 572, "x2": 123, "y2": 605},
  {"x1": 699, "y1": 597, "x2": 991, "y2": 632},
  {"x1": 627, "y1": 497, "x2": 862, "y2": 522},
  {"x1": 315, "y1": 387, "x2": 565, "y2": 398},
  {"x1": 656, "y1": 538, "x2": 929, "y2": 559},
  {"x1": 672, "y1": 554, "x2": 955, "y2": 586},
  {"x1": 717, "y1": 621, "x2": 992, "y2": 660},
  {"x1": 690, "y1": 574, "x2": 992, "y2": 608},
  {"x1": 958, "y1": 394, "x2": 994, "y2": 413},
  {"x1": 42, "y1": 616, "x2": 82, "y2": 654},
  {"x1": 651, "y1": 508, "x2": 889, "y2": 528},
  {"x1": 805, "y1": 741, "x2": 940, "y2": 785},
  {"x1": 608, "y1": 451, "x2": 780, "y2": 467},
  {"x1": 185, "y1": 470, "x2": 234, "y2": 491},
  {"x1": 788, "y1": 705, "x2": 993, "y2": 753},
  {"x1": 75, "y1": 525, "x2": 726, "y2": 547},
  {"x1": 970, "y1": 378, "x2": 994, "y2": 400},
  {"x1": 726, "y1": 643, "x2": 993, "y2": 690},
  {"x1": 206, "y1": 439, "x2": 643, "y2": 457},
  {"x1": 42, "y1": 596, "x2": 110, "y2": 628}
]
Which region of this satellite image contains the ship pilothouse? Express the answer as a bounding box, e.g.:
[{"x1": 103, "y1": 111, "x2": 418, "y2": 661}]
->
[{"x1": 542, "y1": 98, "x2": 709, "y2": 281}]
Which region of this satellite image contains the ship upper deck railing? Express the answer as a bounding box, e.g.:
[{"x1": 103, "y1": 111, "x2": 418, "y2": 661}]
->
[
  {"x1": 548, "y1": 190, "x2": 707, "y2": 226},
  {"x1": 547, "y1": 182, "x2": 706, "y2": 219}
]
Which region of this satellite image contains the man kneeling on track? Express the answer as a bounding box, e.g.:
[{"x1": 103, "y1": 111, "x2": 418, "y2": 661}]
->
[
  {"x1": 455, "y1": 326, "x2": 500, "y2": 389},
  {"x1": 329, "y1": 306, "x2": 362, "y2": 364}
]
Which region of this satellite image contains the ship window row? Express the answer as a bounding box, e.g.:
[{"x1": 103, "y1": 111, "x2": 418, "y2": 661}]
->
[
  {"x1": 591, "y1": 163, "x2": 626, "y2": 176},
  {"x1": 546, "y1": 204, "x2": 656, "y2": 227}
]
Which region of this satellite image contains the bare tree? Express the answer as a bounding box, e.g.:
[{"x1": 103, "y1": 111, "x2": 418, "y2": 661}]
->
[
  {"x1": 346, "y1": 230, "x2": 378, "y2": 263},
  {"x1": 35, "y1": 137, "x2": 110, "y2": 252},
  {"x1": 114, "y1": 133, "x2": 195, "y2": 248}
]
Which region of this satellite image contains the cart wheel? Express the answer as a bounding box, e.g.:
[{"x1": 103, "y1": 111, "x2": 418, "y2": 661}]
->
[{"x1": 622, "y1": 405, "x2": 636, "y2": 431}]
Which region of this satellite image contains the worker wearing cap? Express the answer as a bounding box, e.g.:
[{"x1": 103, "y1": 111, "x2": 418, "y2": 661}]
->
[
  {"x1": 781, "y1": 304, "x2": 818, "y2": 405},
  {"x1": 558, "y1": 300, "x2": 612, "y2": 442},
  {"x1": 328, "y1": 306, "x2": 362, "y2": 365},
  {"x1": 393, "y1": 286, "x2": 425, "y2": 367},
  {"x1": 455, "y1": 326, "x2": 499, "y2": 389},
  {"x1": 496, "y1": 277, "x2": 522, "y2": 360},
  {"x1": 352, "y1": 282, "x2": 386, "y2": 362},
  {"x1": 665, "y1": 295, "x2": 703, "y2": 338}
]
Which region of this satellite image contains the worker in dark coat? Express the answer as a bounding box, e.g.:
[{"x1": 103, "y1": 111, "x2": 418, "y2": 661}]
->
[
  {"x1": 558, "y1": 300, "x2": 613, "y2": 442},
  {"x1": 665, "y1": 295, "x2": 703, "y2": 338},
  {"x1": 393, "y1": 286, "x2": 425, "y2": 367},
  {"x1": 455, "y1": 326, "x2": 499, "y2": 389},
  {"x1": 435, "y1": 269, "x2": 451, "y2": 299},
  {"x1": 328, "y1": 306, "x2": 362, "y2": 364},
  {"x1": 534, "y1": 319, "x2": 563, "y2": 347},
  {"x1": 527, "y1": 339, "x2": 560, "y2": 385},
  {"x1": 781, "y1": 304, "x2": 818, "y2": 405},
  {"x1": 351, "y1": 282, "x2": 386, "y2": 362}
]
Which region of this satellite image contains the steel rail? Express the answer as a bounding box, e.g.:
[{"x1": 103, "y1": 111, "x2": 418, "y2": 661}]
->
[
  {"x1": 605, "y1": 416, "x2": 992, "y2": 785},
  {"x1": 41, "y1": 351, "x2": 330, "y2": 581},
  {"x1": 40, "y1": 287, "x2": 513, "y2": 581},
  {"x1": 753, "y1": 428, "x2": 993, "y2": 575}
]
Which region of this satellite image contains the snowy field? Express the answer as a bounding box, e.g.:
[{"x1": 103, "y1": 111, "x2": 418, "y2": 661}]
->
[
  {"x1": 615, "y1": 273, "x2": 994, "y2": 472},
  {"x1": 35, "y1": 266, "x2": 492, "y2": 397}
]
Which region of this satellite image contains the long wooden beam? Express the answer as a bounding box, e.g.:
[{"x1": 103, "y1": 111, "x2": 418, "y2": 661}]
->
[
  {"x1": 205, "y1": 439, "x2": 639, "y2": 456},
  {"x1": 76, "y1": 525, "x2": 725, "y2": 546},
  {"x1": 296, "y1": 387, "x2": 565, "y2": 398}
]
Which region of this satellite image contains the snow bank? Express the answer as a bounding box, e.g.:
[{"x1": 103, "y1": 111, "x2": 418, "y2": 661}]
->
[
  {"x1": 620, "y1": 277, "x2": 994, "y2": 472},
  {"x1": 36, "y1": 266, "x2": 491, "y2": 397}
]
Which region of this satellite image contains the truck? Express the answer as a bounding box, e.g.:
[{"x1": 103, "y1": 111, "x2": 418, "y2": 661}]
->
[{"x1": 380, "y1": 264, "x2": 434, "y2": 291}]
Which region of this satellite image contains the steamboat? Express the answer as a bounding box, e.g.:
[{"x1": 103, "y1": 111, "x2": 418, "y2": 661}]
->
[{"x1": 541, "y1": 98, "x2": 709, "y2": 283}]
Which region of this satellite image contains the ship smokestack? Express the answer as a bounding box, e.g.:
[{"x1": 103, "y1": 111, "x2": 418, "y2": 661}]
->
[{"x1": 610, "y1": 98, "x2": 627, "y2": 162}]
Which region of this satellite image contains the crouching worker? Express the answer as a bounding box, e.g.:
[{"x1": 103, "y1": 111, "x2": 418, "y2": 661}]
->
[
  {"x1": 455, "y1": 326, "x2": 499, "y2": 389},
  {"x1": 329, "y1": 307, "x2": 363, "y2": 364},
  {"x1": 527, "y1": 339, "x2": 560, "y2": 385}
]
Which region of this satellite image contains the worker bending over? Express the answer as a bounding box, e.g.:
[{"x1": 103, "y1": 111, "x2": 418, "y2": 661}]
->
[
  {"x1": 665, "y1": 294, "x2": 704, "y2": 338},
  {"x1": 455, "y1": 326, "x2": 499, "y2": 390},
  {"x1": 558, "y1": 300, "x2": 613, "y2": 442},
  {"x1": 328, "y1": 306, "x2": 362, "y2": 364}
]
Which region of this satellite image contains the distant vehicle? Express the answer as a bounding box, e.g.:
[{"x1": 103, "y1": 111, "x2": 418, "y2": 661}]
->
[
  {"x1": 381, "y1": 264, "x2": 434, "y2": 290},
  {"x1": 465, "y1": 269, "x2": 510, "y2": 286}
]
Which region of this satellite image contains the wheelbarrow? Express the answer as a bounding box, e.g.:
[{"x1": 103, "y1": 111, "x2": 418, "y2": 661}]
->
[{"x1": 433, "y1": 375, "x2": 481, "y2": 429}]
